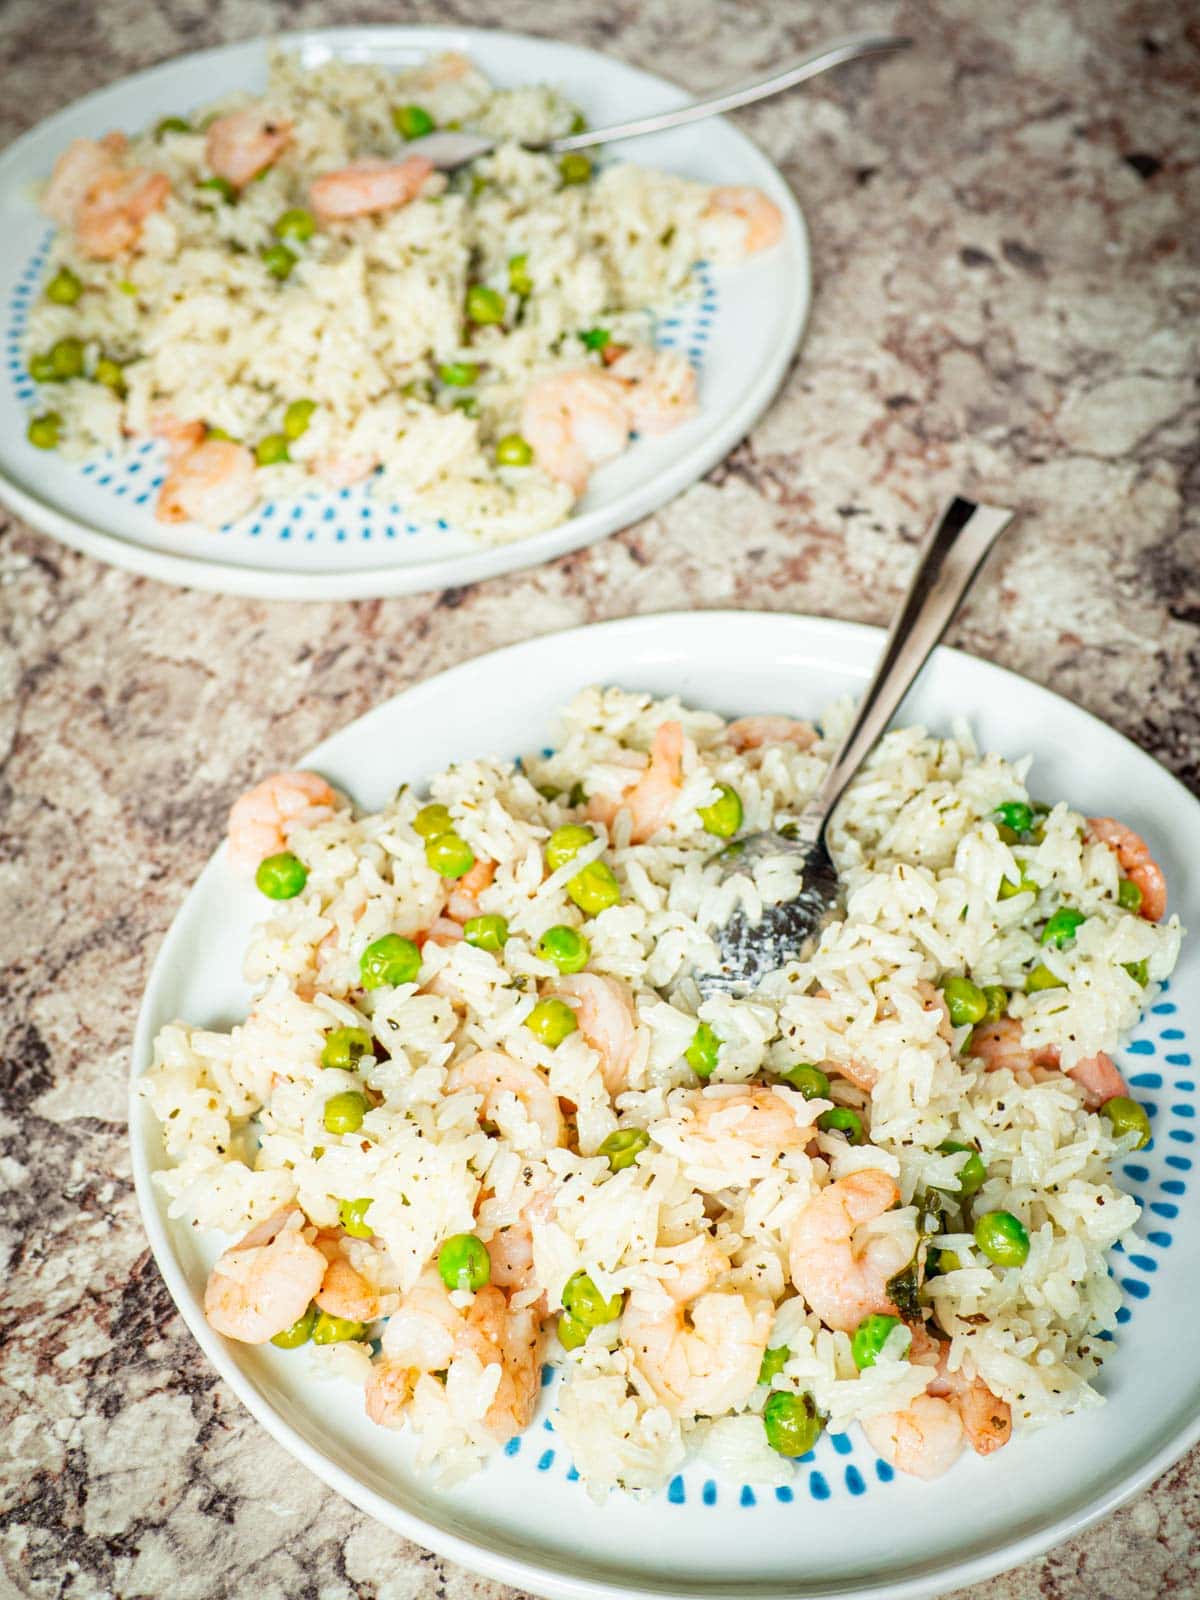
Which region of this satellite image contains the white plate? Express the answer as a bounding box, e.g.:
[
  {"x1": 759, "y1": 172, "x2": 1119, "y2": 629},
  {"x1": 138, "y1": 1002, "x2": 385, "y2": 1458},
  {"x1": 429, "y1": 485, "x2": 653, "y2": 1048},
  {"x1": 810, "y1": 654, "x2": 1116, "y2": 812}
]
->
[
  {"x1": 0, "y1": 27, "x2": 809, "y2": 599},
  {"x1": 130, "y1": 612, "x2": 1200, "y2": 1599}
]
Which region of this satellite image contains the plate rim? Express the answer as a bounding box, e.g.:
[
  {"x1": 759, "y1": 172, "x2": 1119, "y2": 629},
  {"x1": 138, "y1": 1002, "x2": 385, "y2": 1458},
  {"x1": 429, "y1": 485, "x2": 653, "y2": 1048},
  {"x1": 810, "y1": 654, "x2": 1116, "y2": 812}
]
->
[
  {"x1": 129, "y1": 610, "x2": 1200, "y2": 1599},
  {"x1": 0, "y1": 24, "x2": 810, "y2": 600}
]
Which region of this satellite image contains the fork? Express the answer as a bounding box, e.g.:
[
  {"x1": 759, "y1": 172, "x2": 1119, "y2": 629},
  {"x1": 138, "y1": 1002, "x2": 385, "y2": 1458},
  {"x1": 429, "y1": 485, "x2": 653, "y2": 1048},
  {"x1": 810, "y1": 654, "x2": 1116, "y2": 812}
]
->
[
  {"x1": 700, "y1": 496, "x2": 1017, "y2": 996},
  {"x1": 404, "y1": 33, "x2": 910, "y2": 171}
]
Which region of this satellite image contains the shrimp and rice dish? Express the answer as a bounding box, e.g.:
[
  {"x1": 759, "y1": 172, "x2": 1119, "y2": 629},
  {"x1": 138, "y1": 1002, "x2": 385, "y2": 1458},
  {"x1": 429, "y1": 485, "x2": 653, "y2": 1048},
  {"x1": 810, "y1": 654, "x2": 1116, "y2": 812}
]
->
[
  {"x1": 140, "y1": 687, "x2": 1183, "y2": 1495},
  {"x1": 25, "y1": 50, "x2": 781, "y2": 540}
]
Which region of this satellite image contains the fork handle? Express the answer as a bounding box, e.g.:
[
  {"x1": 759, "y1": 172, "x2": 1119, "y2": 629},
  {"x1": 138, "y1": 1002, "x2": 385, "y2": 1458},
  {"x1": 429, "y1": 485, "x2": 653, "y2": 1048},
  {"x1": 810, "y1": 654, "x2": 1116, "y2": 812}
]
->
[{"x1": 800, "y1": 497, "x2": 1016, "y2": 842}]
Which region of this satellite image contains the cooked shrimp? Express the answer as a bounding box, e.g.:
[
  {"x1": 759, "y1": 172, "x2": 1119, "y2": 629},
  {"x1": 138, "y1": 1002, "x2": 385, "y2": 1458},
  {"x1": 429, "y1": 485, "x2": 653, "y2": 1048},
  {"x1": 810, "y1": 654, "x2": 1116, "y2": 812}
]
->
[
  {"x1": 314, "y1": 1238, "x2": 384, "y2": 1322},
  {"x1": 41, "y1": 132, "x2": 127, "y2": 225},
  {"x1": 315, "y1": 453, "x2": 376, "y2": 489},
  {"x1": 917, "y1": 980, "x2": 954, "y2": 1045},
  {"x1": 151, "y1": 414, "x2": 206, "y2": 464},
  {"x1": 446, "y1": 1050, "x2": 565, "y2": 1149},
  {"x1": 723, "y1": 715, "x2": 817, "y2": 752},
  {"x1": 551, "y1": 973, "x2": 637, "y2": 1095},
  {"x1": 445, "y1": 857, "x2": 496, "y2": 924},
  {"x1": 788, "y1": 1170, "x2": 913, "y2": 1333},
  {"x1": 587, "y1": 720, "x2": 685, "y2": 843},
  {"x1": 520, "y1": 368, "x2": 631, "y2": 496},
  {"x1": 968, "y1": 1017, "x2": 1127, "y2": 1110},
  {"x1": 1087, "y1": 817, "x2": 1167, "y2": 921},
  {"x1": 486, "y1": 1220, "x2": 536, "y2": 1290},
  {"x1": 226, "y1": 769, "x2": 338, "y2": 875},
  {"x1": 704, "y1": 186, "x2": 784, "y2": 253},
  {"x1": 203, "y1": 1206, "x2": 326, "y2": 1343},
  {"x1": 365, "y1": 1270, "x2": 541, "y2": 1441},
  {"x1": 623, "y1": 1242, "x2": 771, "y2": 1419},
  {"x1": 862, "y1": 1392, "x2": 965, "y2": 1481},
  {"x1": 864, "y1": 1324, "x2": 1010, "y2": 1477},
  {"x1": 676, "y1": 1086, "x2": 815, "y2": 1160},
  {"x1": 155, "y1": 437, "x2": 257, "y2": 528},
  {"x1": 310, "y1": 156, "x2": 433, "y2": 222},
  {"x1": 205, "y1": 106, "x2": 293, "y2": 187},
  {"x1": 75, "y1": 168, "x2": 170, "y2": 259},
  {"x1": 606, "y1": 347, "x2": 697, "y2": 436}
]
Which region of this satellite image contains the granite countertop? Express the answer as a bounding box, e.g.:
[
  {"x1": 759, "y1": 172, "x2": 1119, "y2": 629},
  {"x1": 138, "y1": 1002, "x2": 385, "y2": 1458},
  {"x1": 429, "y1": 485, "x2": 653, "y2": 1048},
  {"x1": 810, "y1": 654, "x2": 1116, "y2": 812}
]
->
[{"x1": 2, "y1": 0, "x2": 1199, "y2": 1595}]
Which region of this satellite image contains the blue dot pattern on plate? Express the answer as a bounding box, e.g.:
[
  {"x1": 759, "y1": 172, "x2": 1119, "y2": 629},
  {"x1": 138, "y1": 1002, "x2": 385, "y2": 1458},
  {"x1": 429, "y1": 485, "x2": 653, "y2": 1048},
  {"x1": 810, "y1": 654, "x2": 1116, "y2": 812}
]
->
[
  {"x1": 508, "y1": 982, "x2": 1192, "y2": 1506},
  {"x1": 8, "y1": 236, "x2": 719, "y2": 546}
]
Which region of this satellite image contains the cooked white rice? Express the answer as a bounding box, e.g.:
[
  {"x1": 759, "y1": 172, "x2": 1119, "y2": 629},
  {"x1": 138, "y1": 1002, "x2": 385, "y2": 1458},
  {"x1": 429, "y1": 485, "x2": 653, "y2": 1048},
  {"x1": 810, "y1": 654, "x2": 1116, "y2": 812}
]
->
[
  {"x1": 28, "y1": 51, "x2": 763, "y2": 539},
  {"x1": 141, "y1": 687, "x2": 1183, "y2": 1494}
]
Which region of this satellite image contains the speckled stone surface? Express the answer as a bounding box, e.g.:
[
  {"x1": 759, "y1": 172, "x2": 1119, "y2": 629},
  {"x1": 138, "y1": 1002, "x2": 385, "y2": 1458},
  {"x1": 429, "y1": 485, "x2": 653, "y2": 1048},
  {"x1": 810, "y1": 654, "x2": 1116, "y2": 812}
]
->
[{"x1": 2, "y1": 0, "x2": 1199, "y2": 1596}]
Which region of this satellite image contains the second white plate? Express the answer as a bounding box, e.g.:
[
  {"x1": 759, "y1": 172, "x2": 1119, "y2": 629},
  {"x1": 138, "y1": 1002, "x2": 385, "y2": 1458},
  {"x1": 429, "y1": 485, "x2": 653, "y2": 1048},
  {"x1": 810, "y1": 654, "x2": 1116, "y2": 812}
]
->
[
  {"x1": 0, "y1": 27, "x2": 810, "y2": 598},
  {"x1": 131, "y1": 611, "x2": 1200, "y2": 1600}
]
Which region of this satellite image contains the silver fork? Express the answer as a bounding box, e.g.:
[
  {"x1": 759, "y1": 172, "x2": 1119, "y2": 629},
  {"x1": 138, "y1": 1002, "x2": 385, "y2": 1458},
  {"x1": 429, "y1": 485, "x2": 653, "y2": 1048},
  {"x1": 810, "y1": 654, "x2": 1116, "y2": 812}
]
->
[
  {"x1": 700, "y1": 497, "x2": 1017, "y2": 996},
  {"x1": 404, "y1": 33, "x2": 910, "y2": 171}
]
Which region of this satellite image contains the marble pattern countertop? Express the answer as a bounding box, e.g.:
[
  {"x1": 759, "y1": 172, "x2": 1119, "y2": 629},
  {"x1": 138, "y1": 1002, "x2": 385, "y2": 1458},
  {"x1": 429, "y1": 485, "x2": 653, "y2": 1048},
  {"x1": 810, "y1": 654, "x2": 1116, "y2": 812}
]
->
[{"x1": 2, "y1": 0, "x2": 1198, "y2": 1595}]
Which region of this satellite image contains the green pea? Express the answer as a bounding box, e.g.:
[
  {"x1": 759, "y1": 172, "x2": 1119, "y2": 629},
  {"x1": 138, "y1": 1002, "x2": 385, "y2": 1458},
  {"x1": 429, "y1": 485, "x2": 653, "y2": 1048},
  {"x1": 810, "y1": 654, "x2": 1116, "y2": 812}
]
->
[
  {"x1": 763, "y1": 1390, "x2": 823, "y2": 1457},
  {"x1": 526, "y1": 997, "x2": 578, "y2": 1046},
  {"x1": 464, "y1": 913, "x2": 509, "y2": 951},
  {"x1": 758, "y1": 1345, "x2": 790, "y2": 1385},
  {"x1": 323, "y1": 1091, "x2": 370, "y2": 1135},
  {"x1": 1117, "y1": 878, "x2": 1143, "y2": 913},
  {"x1": 50, "y1": 337, "x2": 85, "y2": 379},
  {"x1": 937, "y1": 1139, "x2": 987, "y2": 1196},
  {"x1": 254, "y1": 433, "x2": 290, "y2": 466},
  {"x1": 283, "y1": 398, "x2": 316, "y2": 439},
  {"x1": 117, "y1": 279, "x2": 138, "y2": 296},
  {"x1": 1101, "y1": 1096, "x2": 1151, "y2": 1149},
  {"x1": 197, "y1": 175, "x2": 237, "y2": 202},
  {"x1": 254, "y1": 850, "x2": 308, "y2": 899},
  {"x1": 686, "y1": 1022, "x2": 720, "y2": 1078},
  {"x1": 45, "y1": 266, "x2": 82, "y2": 305},
  {"x1": 1122, "y1": 959, "x2": 1149, "y2": 986},
  {"x1": 392, "y1": 103, "x2": 435, "y2": 140},
  {"x1": 438, "y1": 1232, "x2": 491, "y2": 1292},
  {"x1": 507, "y1": 253, "x2": 532, "y2": 295},
  {"x1": 994, "y1": 801, "x2": 1034, "y2": 835},
  {"x1": 562, "y1": 1270, "x2": 623, "y2": 1327},
  {"x1": 402, "y1": 377, "x2": 434, "y2": 403},
  {"x1": 1026, "y1": 962, "x2": 1064, "y2": 992},
  {"x1": 941, "y1": 976, "x2": 988, "y2": 1027},
  {"x1": 93, "y1": 357, "x2": 125, "y2": 394},
  {"x1": 546, "y1": 823, "x2": 595, "y2": 870},
  {"x1": 697, "y1": 783, "x2": 743, "y2": 839},
  {"x1": 155, "y1": 115, "x2": 193, "y2": 137},
  {"x1": 597, "y1": 1127, "x2": 650, "y2": 1171},
  {"x1": 1041, "y1": 907, "x2": 1086, "y2": 949},
  {"x1": 414, "y1": 802, "x2": 453, "y2": 838},
  {"x1": 777, "y1": 1063, "x2": 830, "y2": 1099},
  {"x1": 261, "y1": 243, "x2": 297, "y2": 280},
  {"x1": 495, "y1": 432, "x2": 533, "y2": 467},
  {"x1": 998, "y1": 871, "x2": 1038, "y2": 900},
  {"x1": 557, "y1": 1311, "x2": 589, "y2": 1350},
  {"x1": 360, "y1": 933, "x2": 422, "y2": 990},
  {"x1": 425, "y1": 832, "x2": 475, "y2": 879},
  {"x1": 973, "y1": 1209, "x2": 1030, "y2": 1268},
  {"x1": 205, "y1": 425, "x2": 237, "y2": 442},
  {"x1": 311, "y1": 1311, "x2": 368, "y2": 1344},
  {"x1": 339, "y1": 1197, "x2": 375, "y2": 1238},
  {"x1": 851, "y1": 1313, "x2": 905, "y2": 1370},
  {"x1": 451, "y1": 394, "x2": 479, "y2": 417},
  {"x1": 438, "y1": 361, "x2": 478, "y2": 388},
  {"x1": 28, "y1": 352, "x2": 58, "y2": 383},
  {"x1": 567, "y1": 860, "x2": 622, "y2": 915},
  {"x1": 274, "y1": 207, "x2": 316, "y2": 242},
  {"x1": 933, "y1": 1248, "x2": 962, "y2": 1275},
  {"x1": 559, "y1": 151, "x2": 592, "y2": 185},
  {"x1": 26, "y1": 412, "x2": 62, "y2": 449},
  {"x1": 579, "y1": 327, "x2": 610, "y2": 351},
  {"x1": 538, "y1": 925, "x2": 590, "y2": 973},
  {"x1": 817, "y1": 1107, "x2": 865, "y2": 1144},
  {"x1": 466, "y1": 284, "x2": 506, "y2": 325},
  {"x1": 321, "y1": 1026, "x2": 374, "y2": 1070},
  {"x1": 982, "y1": 985, "x2": 1008, "y2": 1022},
  {"x1": 270, "y1": 1303, "x2": 317, "y2": 1348}
]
